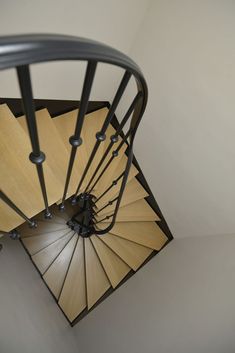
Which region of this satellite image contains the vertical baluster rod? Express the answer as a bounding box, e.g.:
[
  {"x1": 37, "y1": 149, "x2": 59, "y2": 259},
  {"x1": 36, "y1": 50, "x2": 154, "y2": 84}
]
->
[
  {"x1": 94, "y1": 196, "x2": 118, "y2": 215},
  {"x1": 84, "y1": 92, "x2": 142, "y2": 192},
  {"x1": 17, "y1": 65, "x2": 51, "y2": 218},
  {"x1": 60, "y1": 61, "x2": 97, "y2": 209},
  {"x1": 93, "y1": 214, "x2": 114, "y2": 225},
  {"x1": 88, "y1": 128, "x2": 132, "y2": 194},
  {"x1": 93, "y1": 171, "x2": 125, "y2": 206},
  {"x1": 73, "y1": 71, "x2": 131, "y2": 199}
]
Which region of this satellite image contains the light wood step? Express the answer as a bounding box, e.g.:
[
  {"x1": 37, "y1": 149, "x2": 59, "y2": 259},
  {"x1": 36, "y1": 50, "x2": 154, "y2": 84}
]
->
[
  {"x1": 0, "y1": 104, "x2": 58, "y2": 231},
  {"x1": 19, "y1": 221, "x2": 68, "y2": 238},
  {"x1": 50, "y1": 202, "x2": 77, "y2": 220},
  {"x1": 95, "y1": 143, "x2": 127, "y2": 194},
  {"x1": 97, "y1": 177, "x2": 148, "y2": 215},
  {"x1": 52, "y1": 108, "x2": 90, "y2": 189},
  {"x1": 59, "y1": 237, "x2": 87, "y2": 322},
  {"x1": 93, "y1": 156, "x2": 139, "y2": 203},
  {"x1": 91, "y1": 123, "x2": 118, "y2": 192},
  {"x1": 110, "y1": 222, "x2": 168, "y2": 250},
  {"x1": 101, "y1": 123, "x2": 117, "y2": 157},
  {"x1": 96, "y1": 151, "x2": 138, "y2": 196},
  {"x1": 37, "y1": 214, "x2": 67, "y2": 225},
  {"x1": 81, "y1": 108, "x2": 108, "y2": 180},
  {"x1": 96, "y1": 199, "x2": 160, "y2": 223},
  {"x1": 17, "y1": 109, "x2": 81, "y2": 200},
  {"x1": 91, "y1": 235, "x2": 131, "y2": 288},
  {"x1": 32, "y1": 231, "x2": 75, "y2": 274},
  {"x1": 33, "y1": 203, "x2": 74, "y2": 223},
  {"x1": 52, "y1": 108, "x2": 107, "y2": 188},
  {"x1": 21, "y1": 228, "x2": 71, "y2": 255},
  {"x1": 43, "y1": 234, "x2": 78, "y2": 298},
  {"x1": 99, "y1": 233, "x2": 153, "y2": 271},
  {"x1": 0, "y1": 199, "x2": 23, "y2": 232},
  {"x1": 9, "y1": 107, "x2": 63, "y2": 207},
  {"x1": 84, "y1": 237, "x2": 110, "y2": 309}
]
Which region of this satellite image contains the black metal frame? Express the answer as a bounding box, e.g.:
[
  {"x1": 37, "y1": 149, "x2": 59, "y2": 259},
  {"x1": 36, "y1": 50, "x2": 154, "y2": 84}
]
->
[{"x1": 0, "y1": 34, "x2": 148, "y2": 236}]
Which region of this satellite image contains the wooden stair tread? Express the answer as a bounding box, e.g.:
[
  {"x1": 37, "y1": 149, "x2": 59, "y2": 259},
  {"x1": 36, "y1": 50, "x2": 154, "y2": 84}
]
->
[
  {"x1": 19, "y1": 221, "x2": 68, "y2": 238},
  {"x1": 36, "y1": 214, "x2": 66, "y2": 225},
  {"x1": 81, "y1": 108, "x2": 108, "y2": 178},
  {"x1": 97, "y1": 153, "x2": 139, "y2": 194},
  {"x1": 100, "y1": 233, "x2": 153, "y2": 271},
  {"x1": 43, "y1": 234, "x2": 78, "y2": 298},
  {"x1": 111, "y1": 155, "x2": 139, "y2": 184},
  {"x1": 59, "y1": 237, "x2": 87, "y2": 322},
  {"x1": 32, "y1": 231, "x2": 74, "y2": 274},
  {"x1": 21, "y1": 228, "x2": 71, "y2": 255},
  {"x1": 102, "y1": 123, "x2": 116, "y2": 155},
  {"x1": 93, "y1": 157, "x2": 139, "y2": 203},
  {"x1": 53, "y1": 109, "x2": 101, "y2": 185},
  {"x1": 0, "y1": 104, "x2": 47, "y2": 231},
  {"x1": 95, "y1": 143, "x2": 127, "y2": 194},
  {"x1": 97, "y1": 199, "x2": 160, "y2": 223},
  {"x1": 18, "y1": 109, "x2": 81, "y2": 200},
  {"x1": 50, "y1": 204, "x2": 74, "y2": 221},
  {"x1": 84, "y1": 238, "x2": 110, "y2": 309},
  {"x1": 91, "y1": 235, "x2": 131, "y2": 288},
  {"x1": 91, "y1": 123, "x2": 116, "y2": 192},
  {"x1": 110, "y1": 222, "x2": 168, "y2": 250},
  {"x1": 12, "y1": 108, "x2": 64, "y2": 207},
  {"x1": 49, "y1": 202, "x2": 78, "y2": 220},
  {"x1": 0, "y1": 200, "x2": 23, "y2": 232},
  {"x1": 97, "y1": 177, "x2": 148, "y2": 214}
]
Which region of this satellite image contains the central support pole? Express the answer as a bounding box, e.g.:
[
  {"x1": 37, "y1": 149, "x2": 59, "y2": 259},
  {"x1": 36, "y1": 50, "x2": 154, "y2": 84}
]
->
[{"x1": 67, "y1": 193, "x2": 95, "y2": 237}]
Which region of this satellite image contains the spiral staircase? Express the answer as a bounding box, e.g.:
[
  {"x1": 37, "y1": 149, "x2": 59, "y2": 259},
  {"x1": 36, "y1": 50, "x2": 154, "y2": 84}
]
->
[{"x1": 0, "y1": 35, "x2": 172, "y2": 326}]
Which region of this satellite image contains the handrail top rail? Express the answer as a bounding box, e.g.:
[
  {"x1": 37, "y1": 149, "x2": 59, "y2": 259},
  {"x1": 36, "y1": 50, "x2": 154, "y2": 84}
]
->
[
  {"x1": 0, "y1": 34, "x2": 143, "y2": 78},
  {"x1": 0, "y1": 33, "x2": 148, "y2": 128}
]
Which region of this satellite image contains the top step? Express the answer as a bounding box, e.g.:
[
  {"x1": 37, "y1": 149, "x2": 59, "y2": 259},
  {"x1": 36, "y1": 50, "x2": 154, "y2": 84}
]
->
[
  {"x1": 0, "y1": 104, "x2": 61, "y2": 231},
  {"x1": 17, "y1": 108, "x2": 82, "y2": 200}
]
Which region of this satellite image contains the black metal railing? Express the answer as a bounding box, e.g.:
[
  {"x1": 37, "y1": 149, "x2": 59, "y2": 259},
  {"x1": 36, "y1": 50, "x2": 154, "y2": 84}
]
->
[{"x1": 0, "y1": 34, "x2": 148, "y2": 236}]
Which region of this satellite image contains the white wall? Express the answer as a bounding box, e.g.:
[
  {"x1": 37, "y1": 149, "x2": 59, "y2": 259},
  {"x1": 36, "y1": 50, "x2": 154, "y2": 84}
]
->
[
  {"x1": 0, "y1": 0, "x2": 150, "y2": 100},
  {"x1": 73, "y1": 234, "x2": 235, "y2": 353},
  {"x1": 2, "y1": 234, "x2": 235, "y2": 353},
  {"x1": 0, "y1": 237, "x2": 82, "y2": 353},
  {"x1": 129, "y1": 0, "x2": 235, "y2": 239}
]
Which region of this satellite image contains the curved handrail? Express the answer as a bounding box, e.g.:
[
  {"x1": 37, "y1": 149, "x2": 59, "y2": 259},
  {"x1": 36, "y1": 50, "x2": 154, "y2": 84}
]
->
[{"x1": 0, "y1": 34, "x2": 148, "y2": 235}]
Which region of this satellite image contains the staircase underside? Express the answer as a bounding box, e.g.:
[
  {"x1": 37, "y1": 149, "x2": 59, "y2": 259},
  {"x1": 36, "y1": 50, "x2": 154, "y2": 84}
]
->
[{"x1": 0, "y1": 98, "x2": 173, "y2": 326}]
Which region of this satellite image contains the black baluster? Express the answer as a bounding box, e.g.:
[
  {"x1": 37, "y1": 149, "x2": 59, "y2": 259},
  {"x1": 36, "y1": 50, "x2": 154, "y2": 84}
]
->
[
  {"x1": 94, "y1": 171, "x2": 125, "y2": 205},
  {"x1": 93, "y1": 214, "x2": 114, "y2": 225},
  {"x1": 94, "y1": 135, "x2": 134, "y2": 235},
  {"x1": 73, "y1": 71, "x2": 131, "y2": 200},
  {"x1": 16, "y1": 65, "x2": 51, "y2": 219},
  {"x1": 93, "y1": 196, "x2": 118, "y2": 216},
  {"x1": 88, "y1": 128, "x2": 132, "y2": 194},
  {"x1": 60, "y1": 61, "x2": 97, "y2": 210},
  {"x1": 0, "y1": 190, "x2": 37, "y2": 228},
  {"x1": 84, "y1": 92, "x2": 142, "y2": 193}
]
